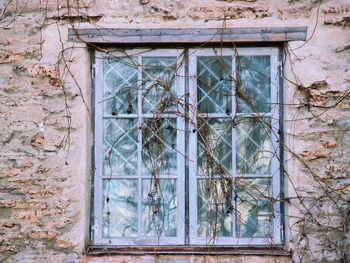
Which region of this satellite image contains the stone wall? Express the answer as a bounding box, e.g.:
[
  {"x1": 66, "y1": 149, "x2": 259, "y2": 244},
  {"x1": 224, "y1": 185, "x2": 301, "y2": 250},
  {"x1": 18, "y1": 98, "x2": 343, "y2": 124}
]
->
[{"x1": 0, "y1": 0, "x2": 349, "y2": 262}]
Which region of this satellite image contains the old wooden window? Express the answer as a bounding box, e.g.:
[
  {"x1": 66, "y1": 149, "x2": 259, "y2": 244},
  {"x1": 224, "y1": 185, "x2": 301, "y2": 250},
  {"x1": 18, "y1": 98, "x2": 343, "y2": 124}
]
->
[{"x1": 91, "y1": 47, "x2": 282, "y2": 247}]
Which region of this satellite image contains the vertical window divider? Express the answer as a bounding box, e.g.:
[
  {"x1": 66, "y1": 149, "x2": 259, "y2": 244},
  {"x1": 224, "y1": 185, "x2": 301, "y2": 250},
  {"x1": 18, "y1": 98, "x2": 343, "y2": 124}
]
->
[
  {"x1": 188, "y1": 49, "x2": 198, "y2": 244},
  {"x1": 278, "y1": 47, "x2": 286, "y2": 246},
  {"x1": 175, "y1": 49, "x2": 187, "y2": 244},
  {"x1": 231, "y1": 52, "x2": 237, "y2": 241},
  {"x1": 94, "y1": 51, "x2": 103, "y2": 244},
  {"x1": 270, "y1": 50, "x2": 281, "y2": 244},
  {"x1": 137, "y1": 55, "x2": 143, "y2": 239},
  {"x1": 184, "y1": 48, "x2": 190, "y2": 246}
]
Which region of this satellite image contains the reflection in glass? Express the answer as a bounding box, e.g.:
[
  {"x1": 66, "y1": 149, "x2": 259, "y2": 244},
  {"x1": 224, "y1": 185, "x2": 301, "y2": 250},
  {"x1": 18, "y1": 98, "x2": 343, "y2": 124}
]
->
[
  {"x1": 197, "y1": 118, "x2": 232, "y2": 176},
  {"x1": 236, "y1": 117, "x2": 273, "y2": 175},
  {"x1": 197, "y1": 179, "x2": 233, "y2": 237},
  {"x1": 237, "y1": 56, "x2": 270, "y2": 113},
  {"x1": 142, "y1": 179, "x2": 177, "y2": 237},
  {"x1": 236, "y1": 178, "x2": 272, "y2": 238},
  {"x1": 197, "y1": 56, "x2": 232, "y2": 114},
  {"x1": 142, "y1": 118, "x2": 177, "y2": 175},
  {"x1": 103, "y1": 57, "x2": 138, "y2": 115},
  {"x1": 103, "y1": 179, "x2": 138, "y2": 237},
  {"x1": 142, "y1": 57, "x2": 178, "y2": 114},
  {"x1": 103, "y1": 118, "x2": 138, "y2": 176}
]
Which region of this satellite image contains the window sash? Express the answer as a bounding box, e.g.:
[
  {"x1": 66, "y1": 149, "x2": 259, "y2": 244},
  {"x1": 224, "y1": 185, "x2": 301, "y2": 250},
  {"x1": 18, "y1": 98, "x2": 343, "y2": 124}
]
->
[
  {"x1": 188, "y1": 47, "x2": 281, "y2": 245},
  {"x1": 93, "y1": 49, "x2": 186, "y2": 245}
]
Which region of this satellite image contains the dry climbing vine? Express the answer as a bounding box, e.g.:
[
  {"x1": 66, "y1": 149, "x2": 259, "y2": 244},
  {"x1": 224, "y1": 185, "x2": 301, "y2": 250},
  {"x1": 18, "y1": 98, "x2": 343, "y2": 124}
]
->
[{"x1": 0, "y1": 0, "x2": 349, "y2": 262}]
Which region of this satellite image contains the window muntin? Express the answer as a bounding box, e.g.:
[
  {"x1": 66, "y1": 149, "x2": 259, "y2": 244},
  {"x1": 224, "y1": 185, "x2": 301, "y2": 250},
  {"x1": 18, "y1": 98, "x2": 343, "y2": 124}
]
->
[{"x1": 93, "y1": 47, "x2": 281, "y2": 246}]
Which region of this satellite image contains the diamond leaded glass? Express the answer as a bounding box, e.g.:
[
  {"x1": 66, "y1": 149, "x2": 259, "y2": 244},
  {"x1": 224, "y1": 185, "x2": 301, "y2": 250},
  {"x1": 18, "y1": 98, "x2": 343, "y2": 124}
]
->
[
  {"x1": 142, "y1": 118, "x2": 177, "y2": 175},
  {"x1": 142, "y1": 57, "x2": 178, "y2": 114},
  {"x1": 236, "y1": 117, "x2": 273, "y2": 175},
  {"x1": 197, "y1": 56, "x2": 232, "y2": 114},
  {"x1": 103, "y1": 179, "x2": 138, "y2": 238},
  {"x1": 103, "y1": 118, "x2": 138, "y2": 176},
  {"x1": 197, "y1": 179, "x2": 233, "y2": 237},
  {"x1": 237, "y1": 56, "x2": 270, "y2": 113},
  {"x1": 197, "y1": 118, "x2": 232, "y2": 176},
  {"x1": 236, "y1": 177, "x2": 272, "y2": 238},
  {"x1": 142, "y1": 179, "x2": 177, "y2": 237},
  {"x1": 103, "y1": 57, "x2": 138, "y2": 115}
]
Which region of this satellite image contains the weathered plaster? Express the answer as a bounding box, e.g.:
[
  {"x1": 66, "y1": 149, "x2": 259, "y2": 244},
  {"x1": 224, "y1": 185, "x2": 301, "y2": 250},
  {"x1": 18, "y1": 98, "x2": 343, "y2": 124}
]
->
[{"x1": 0, "y1": 0, "x2": 349, "y2": 262}]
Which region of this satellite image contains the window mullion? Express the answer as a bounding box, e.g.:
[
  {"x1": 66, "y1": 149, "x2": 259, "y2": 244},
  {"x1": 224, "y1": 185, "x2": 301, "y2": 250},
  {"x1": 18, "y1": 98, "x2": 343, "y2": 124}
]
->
[
  {"x1": 184, "y1": 48, "x2": 190, "y2": 246},
  {"x1": 231, "y1": 52, "x2": 237, "y2": 241},
  {"x1": 188, "y1": 49, "x2": 198, "y2": 245},
  {"x1": 176, "y1": 49, "x2": 186, "y2": 245},
  {"x1": 137, "y1": 55, "x2": 143, "y2": 239}
]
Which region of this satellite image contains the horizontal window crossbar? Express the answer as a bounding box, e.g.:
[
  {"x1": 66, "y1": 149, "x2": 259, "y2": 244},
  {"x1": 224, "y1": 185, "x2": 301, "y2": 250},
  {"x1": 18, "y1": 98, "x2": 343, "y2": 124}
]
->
[
  {"x1": 196, "y1": 174, "x2": 272, "y2": 178},
  {"x1": 101, "y1": 175, "x2": 179, "y2": 179},
  {"x1": 103, "y1": 114, "x2": 180, "y2": 118}
]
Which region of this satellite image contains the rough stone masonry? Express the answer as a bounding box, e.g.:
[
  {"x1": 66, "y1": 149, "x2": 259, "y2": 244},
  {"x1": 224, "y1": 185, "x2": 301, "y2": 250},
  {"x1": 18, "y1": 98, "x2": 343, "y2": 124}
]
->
[{"x1": 0, "y1": 0, "x2": 349, "y2": 262}]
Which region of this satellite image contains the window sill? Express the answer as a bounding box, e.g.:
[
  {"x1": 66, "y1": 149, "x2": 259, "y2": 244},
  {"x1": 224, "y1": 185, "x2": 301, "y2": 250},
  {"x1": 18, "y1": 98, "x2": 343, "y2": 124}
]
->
[{"x1": 87, "y1": 245, "x2": 290, "y2": 256}]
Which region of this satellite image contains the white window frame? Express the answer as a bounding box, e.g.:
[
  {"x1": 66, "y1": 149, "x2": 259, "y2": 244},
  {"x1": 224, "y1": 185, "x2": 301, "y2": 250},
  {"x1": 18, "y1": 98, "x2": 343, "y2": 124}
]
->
[{"x1": 92, "y1": 47, "x2": 282, "y2": 246}]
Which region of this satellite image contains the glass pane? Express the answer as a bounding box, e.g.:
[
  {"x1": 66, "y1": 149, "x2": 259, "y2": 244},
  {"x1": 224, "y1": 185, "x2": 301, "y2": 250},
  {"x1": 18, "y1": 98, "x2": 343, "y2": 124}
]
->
[
  {"x1": 236, "y1": 178, "x2": 272, "y2": 238},
  {"x1": 142, "y1": 118, "x2": 177, "y2": 175},
  {"x1": 197, "y1": 179, "x2": 233, "y2": 237},
  {"x1": 236, "y1": 117, "x2": 273, "y2": 175},
  {"x1": 103, "y1": 118, "x2": 138, "y2": 176},
  {"x1": 197, "y1": 56, "x2": 232, "y2": 114},
  {"x1": 237, "y1": 56, "x2": 270, "y2": 113},
  {"x1": 142, "y1": 57, "x2": 178, "y2": 114},
  {"x1": 102, "y1": 179, "x2": 138, "y2": 238},
  {"x1": 103, "y1": 57, "x2": 138, "y2": 115},
  {"x1": 142, "y1": 179, "x2": 177, "y2": 237},
  {"x1": 197, "y1": 118, "x2": 232, "y2": 176}
]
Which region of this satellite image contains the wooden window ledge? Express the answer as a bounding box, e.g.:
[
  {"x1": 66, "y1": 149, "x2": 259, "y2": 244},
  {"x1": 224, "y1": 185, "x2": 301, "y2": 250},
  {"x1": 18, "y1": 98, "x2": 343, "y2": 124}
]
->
[{"x1": 87, "y1": 245, "x2": 290, "y2": 256}]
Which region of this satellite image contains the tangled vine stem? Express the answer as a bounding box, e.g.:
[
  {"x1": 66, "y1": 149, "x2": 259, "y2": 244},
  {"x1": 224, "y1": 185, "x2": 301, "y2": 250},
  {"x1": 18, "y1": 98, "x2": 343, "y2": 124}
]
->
[
  {"x1": 98, "y1": 43, "x2": 348, "y2": 260},
  {"x1": 1, "y1": 0, "x2": 349, "y2": 262}
]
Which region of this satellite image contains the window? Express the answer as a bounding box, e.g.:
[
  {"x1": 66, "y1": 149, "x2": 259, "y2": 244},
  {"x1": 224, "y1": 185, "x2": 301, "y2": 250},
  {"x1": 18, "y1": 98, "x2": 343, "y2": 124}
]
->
[{"x1": 92, "y1": 47, "x2": 282, "y2": 247}]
